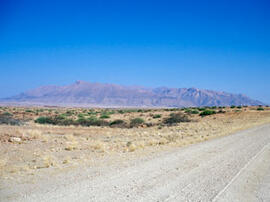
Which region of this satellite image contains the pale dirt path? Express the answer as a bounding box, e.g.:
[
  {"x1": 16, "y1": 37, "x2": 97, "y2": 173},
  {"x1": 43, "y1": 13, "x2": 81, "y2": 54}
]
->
[{"x1": 1, "y1": 124, "x2": 270, "y2": 202}]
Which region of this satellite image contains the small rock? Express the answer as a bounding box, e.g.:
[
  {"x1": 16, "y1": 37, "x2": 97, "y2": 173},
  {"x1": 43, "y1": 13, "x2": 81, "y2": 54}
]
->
[{"x1": 9, "y1": 137, "x2": 22, "y2": 143}]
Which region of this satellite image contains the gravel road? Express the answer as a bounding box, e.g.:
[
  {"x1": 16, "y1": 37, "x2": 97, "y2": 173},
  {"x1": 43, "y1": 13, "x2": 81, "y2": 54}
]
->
[{"x1": 2, "y1": 124, "x2": 270, "y2": 202}]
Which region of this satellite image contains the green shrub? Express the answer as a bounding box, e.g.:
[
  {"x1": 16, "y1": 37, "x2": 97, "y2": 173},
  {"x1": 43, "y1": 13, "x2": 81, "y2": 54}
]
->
[
  {"x1": 237, "y1": 106, "x2": 242, "y2": 109},
  {"x1": 59, "y1": 114, "x2": 67, "y2": 118},
  {"x1": 191, "y1": 110, "x2": 199, "y2": 114},
  {"x1": 257, "y1": 107, "x2": 264, "y2": 111},
  {"x1": 130, "y1": 118, "x2": 145, "y2": 127},
  {"x1": 25, "y1": 109, "x2": 33, "y2": 113},
  {"x1": 91, "y1": 119, "x2": 109, "y2": 126},
  {"x1": 78, "y1": 113, "x2": 85, "y2": 118},
  {"x1": 76, "y1": 117, "x2": 91, "y2": 126},
  {"x1": 76, "y1": 116, "x2": 109, "y2": 126},
  {"x1": 100, "y1": 114, "x2": 110, "y2": 119},
  {"x1": 164, "y1": 108, "x2": 179, "y2": 112},
  {"x1": 199, "y1": 110, "x2": 216, "y2": 117},
  {"x1": 198, "y1": 107, "x2": 206, "y2": 111},
  {"x1": 110, "y1": 119, "x2": 124, "y2": 125},
  {"x1": 53, "y1": 117, "x2": 73, "y2": 126},
  {"x1": 163, "y1": 113, "x2": 190, "y2": 125},
  {"x1": 88, "y1": 111, "x2": 97, "y2": 115},
  {"x1": 118, "y1": 110, "x2": 125, "y2": 114},
  {"x1": 153, "y1": 114, "x2": 162, "y2": 119},
  {"x1": 35, "y1": 116, "x2": 54, "y2": 124},
  {"x1": 184, "y1": 109, "x2": 192, "y2": 114},
  {"x1": 230, "y1": 105, "x2": 236, "y2": 109},
  {"x1": 108, "y1": 110, "x2": 115, "y2": 115},
  {"x1": 109, "y1": 119, "x2": 127, "y2": 128}
]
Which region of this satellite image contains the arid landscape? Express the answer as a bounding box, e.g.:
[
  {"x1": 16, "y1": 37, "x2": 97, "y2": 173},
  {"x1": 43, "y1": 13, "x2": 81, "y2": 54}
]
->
[
  {"x1": 1, "y1": 105, "x2": 270, "y2": 184},
  {"x1": 1, "y1": 1, "x2": 270, "y2": 201}
]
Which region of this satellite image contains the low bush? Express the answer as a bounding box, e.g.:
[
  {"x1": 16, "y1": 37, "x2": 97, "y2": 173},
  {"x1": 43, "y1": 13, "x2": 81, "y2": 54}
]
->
[
  {"x1": 77, "y1": 113, "x2": 85, "y2": 118},
  {"x1": 184, "y1": 109, "x2": 192, "y2": 114},
  {"x1": 163, "y1": 112, "x2": 190, "y2": 125},
  {"x1": 35, "y1": 116, "x2": 54, "y2": 124},
  {"x1": 164, "y1": 108, "x2": 179, "y2": 112},
  {"x1": 100, "y1": 113, "x2": 110, "y2": 119},
  {"x1": 152, "y1": 114, "x2": 162, "y2": 119},
  {"x1": 110, "y1": 119, "x2": 124, "y2": 125},
  {"x1": 25, "y1": 109, "x2": 33, "y2": 113},
  {"x1": 110, "y1": 119, "x2": 127, "y2": 128},
  {"x1": 198, "y1": 107, "x2": 206, "y2": 111},
  {"x1": 199, "y1": 110, "x2": 216, "y2": 117},
  {"x1": 65, "y1": 110, "x2": 74, "y2": 116},
  {"x1": 76, "y1": 117, "x2": 109, "y2": 126},
  {"x1": 257, "y1": 107, "x2": 264, "y2": 111},
  {"x1": 191, "y1": 110, "x2": 199, "y2": 114},
  {"x1": 0, "y1": 113, "x2": 22, "y2": 125},
  {"x1": 130, "y1": 118, "x2": 145, "y2": 127},
  {"x1": 230, "y1": 105, "x2": 236, "y2": 109}
]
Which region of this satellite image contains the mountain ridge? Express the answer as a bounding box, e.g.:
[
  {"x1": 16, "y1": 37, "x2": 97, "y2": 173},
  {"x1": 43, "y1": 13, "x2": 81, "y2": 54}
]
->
[{"x1": 1, "y1": 81, "x2": 264, "y2": 107}]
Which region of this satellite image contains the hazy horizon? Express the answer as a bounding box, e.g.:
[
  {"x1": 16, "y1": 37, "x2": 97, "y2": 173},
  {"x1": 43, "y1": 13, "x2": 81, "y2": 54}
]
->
[
  {"x1": 0, "y1": 80, "x2": 265, "y2": 103},
  {"x1": 0, "y1": 1, "x2": 269, "y2": 103}
]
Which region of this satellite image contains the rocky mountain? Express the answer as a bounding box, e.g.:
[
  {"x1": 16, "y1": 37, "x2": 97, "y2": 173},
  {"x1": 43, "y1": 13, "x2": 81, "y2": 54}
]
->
[{"x1": 1, "y1": 81, "x2": 264, "y2": 107}]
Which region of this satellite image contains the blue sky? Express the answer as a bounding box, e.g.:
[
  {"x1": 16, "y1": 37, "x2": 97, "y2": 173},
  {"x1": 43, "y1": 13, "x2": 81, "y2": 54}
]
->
[{"x1": 0, "y1": 0, "x2": 270, "y2": 103}]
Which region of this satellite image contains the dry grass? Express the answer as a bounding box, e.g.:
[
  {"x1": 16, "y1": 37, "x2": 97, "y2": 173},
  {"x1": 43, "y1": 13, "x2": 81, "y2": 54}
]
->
[{"x1": 0, "y1": 106, "x2": 270, "y2": 179}]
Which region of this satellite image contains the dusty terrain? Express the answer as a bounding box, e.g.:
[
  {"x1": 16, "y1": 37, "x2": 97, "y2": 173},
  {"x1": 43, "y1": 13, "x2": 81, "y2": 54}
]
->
[
  {"x1": 1, "y1": 122, "x2": 270, "y2": 201},
  {"x1": 0, "y1": 106, "x2": 270, "y2": 201}
]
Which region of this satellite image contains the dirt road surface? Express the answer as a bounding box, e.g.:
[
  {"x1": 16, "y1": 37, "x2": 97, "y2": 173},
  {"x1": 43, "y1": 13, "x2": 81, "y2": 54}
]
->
[{"x1": 1, "y1": 124, "x2": 270, "y2": 202}]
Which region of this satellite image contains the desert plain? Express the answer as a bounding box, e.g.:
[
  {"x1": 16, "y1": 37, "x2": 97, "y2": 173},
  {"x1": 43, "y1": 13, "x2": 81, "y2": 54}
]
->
[{"x1": 0, "y1": 105, "x2": 270, "y2": 186}]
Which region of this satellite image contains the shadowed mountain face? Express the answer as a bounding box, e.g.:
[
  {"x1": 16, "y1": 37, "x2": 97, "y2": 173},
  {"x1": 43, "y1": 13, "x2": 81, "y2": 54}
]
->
[{"x1": 1, "y1": 81, "x2": 263, "y2": 107}]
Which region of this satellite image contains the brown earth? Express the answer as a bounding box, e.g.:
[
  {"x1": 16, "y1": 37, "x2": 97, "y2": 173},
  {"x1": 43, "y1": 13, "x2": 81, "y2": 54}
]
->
[{"x1": 0, "y1": 106, "x2": 270, "y2": 184}]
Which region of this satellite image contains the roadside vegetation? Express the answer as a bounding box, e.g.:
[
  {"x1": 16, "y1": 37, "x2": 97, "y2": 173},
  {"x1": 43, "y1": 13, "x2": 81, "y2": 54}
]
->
[
  {"x1": 0, "y1": 105, "x2": 268, "y2": 129},
  {"x1": 1, "y1": 105, "x2": 270, "y2": 179}
]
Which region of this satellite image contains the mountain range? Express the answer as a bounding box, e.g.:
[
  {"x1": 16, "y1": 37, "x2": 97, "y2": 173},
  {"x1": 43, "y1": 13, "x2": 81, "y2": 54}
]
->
[{"x1": 1, "y1": 81, "x2": 263, "y2": 107}]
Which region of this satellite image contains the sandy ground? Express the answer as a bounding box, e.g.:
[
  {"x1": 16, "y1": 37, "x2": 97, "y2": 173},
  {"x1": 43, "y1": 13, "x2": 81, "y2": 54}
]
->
[
  {"x1": 1, "y1": 124, "x2": 270, "y2": 201},
  {"x1": 0, "y1": 107, "x2": 270, "y2": 201}
]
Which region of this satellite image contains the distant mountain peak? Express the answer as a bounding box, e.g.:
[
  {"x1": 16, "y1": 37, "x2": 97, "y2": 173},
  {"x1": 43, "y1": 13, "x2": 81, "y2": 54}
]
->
[
  {"x1": 74, "y1": 80, "x2": 89, "y2": 85},
  {"x1": 1, "y1": 81, "x2": 264, "y2": 107}
]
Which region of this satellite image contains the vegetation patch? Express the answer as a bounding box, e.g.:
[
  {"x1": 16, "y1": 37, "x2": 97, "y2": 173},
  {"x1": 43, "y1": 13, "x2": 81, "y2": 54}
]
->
[
  {"x1": 35, "y1": 116, "x2": 55, "y2": 124},
  {"x1": 152, "y1": 114, "x2": 162, "y2": 119},
  {"x1": 199, "y1": 110, "x2": 216, "y2": 117},
  {"x1": 100, "y1": 113, "x2": 110, "y2": 119},
  {"x1": 130, "y1": 118, "x2": 145, "y2": 127},
  {"x1": 257, "y1": 107, "x2": 264, "y2": 111},
  {"x1": 163, "y1": 112, "x2": 190, "y2": 125},
  {"x1": 0, "y1": 113, "x2": 22, "y2": 126},
  {"x1": 191, "y1": 110, "x2": 199, "y2": 114},
  {"x1": 109, "y1": 119, "x2": 127, "y2": 128}
]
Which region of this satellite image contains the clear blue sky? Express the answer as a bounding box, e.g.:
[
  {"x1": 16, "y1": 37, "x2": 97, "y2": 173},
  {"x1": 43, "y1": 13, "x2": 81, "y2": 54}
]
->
[{"x1": 0, "y1": 0, "x2": 269, "y2": 103}]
